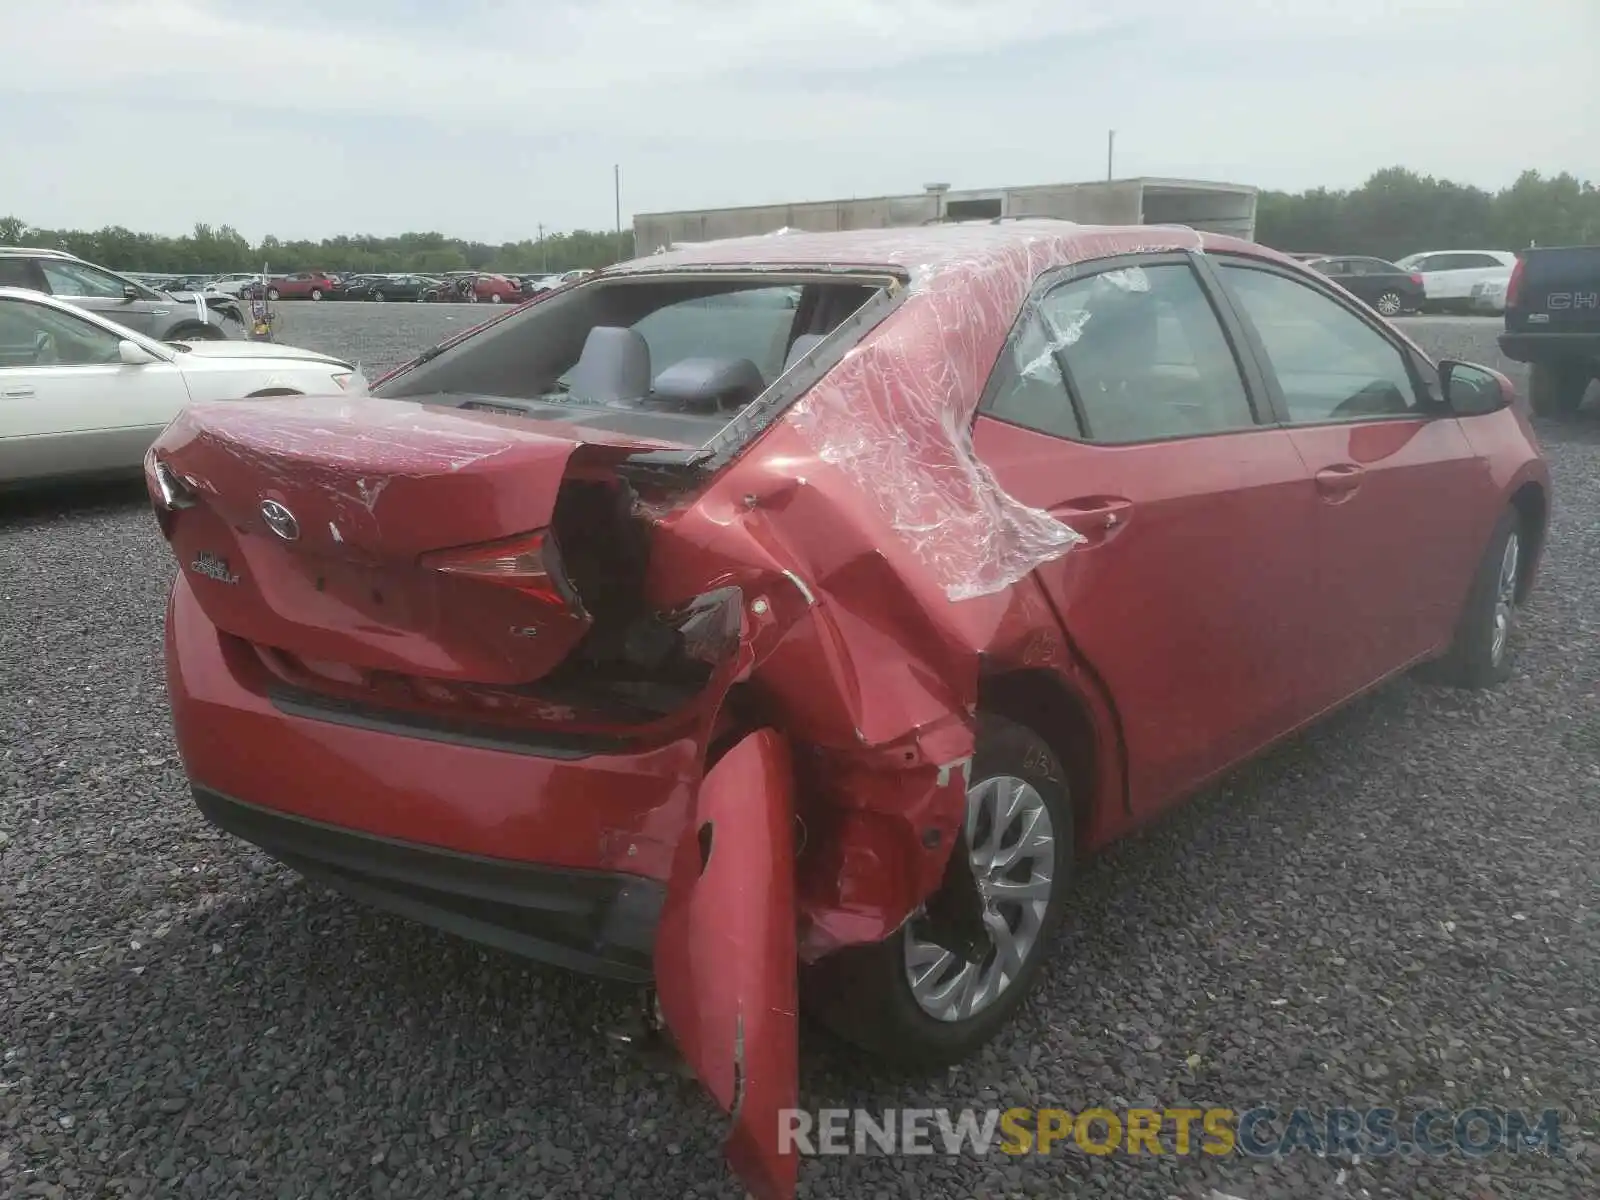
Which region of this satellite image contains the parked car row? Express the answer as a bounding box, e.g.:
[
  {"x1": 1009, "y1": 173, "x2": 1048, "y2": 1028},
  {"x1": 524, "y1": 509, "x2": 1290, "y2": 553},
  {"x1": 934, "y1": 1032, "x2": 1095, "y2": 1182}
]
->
[
  {"x1": 115, "y1": 268, "x2": 604, "y2": 304},
  {"x1": 1300, "y1": 249, "x2": 1521, "y2": 316}
]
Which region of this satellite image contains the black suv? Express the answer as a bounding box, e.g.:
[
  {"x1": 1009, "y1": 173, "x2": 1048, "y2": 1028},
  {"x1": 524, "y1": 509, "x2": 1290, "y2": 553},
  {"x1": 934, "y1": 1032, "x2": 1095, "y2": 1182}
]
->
[
  {"x1": 0, "y1": 248, "x2": 240, "y2": 340},
  {"x1": 1500, "y1": 246, "x2": 1600, "y2": 416}
]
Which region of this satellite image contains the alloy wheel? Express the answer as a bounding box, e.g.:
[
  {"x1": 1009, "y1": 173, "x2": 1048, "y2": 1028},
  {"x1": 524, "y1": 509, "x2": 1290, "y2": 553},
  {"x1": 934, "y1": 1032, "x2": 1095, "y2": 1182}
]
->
[
  {"x1": 903, "y1": 773, "x2": 1055, "y2": 1023},
  {"x1": 1377, "y1": 292, "x2": 1402, "y2": 316},
  {"x1": 1491, "y1": 529, "x2": 1520, "y2": 666}
]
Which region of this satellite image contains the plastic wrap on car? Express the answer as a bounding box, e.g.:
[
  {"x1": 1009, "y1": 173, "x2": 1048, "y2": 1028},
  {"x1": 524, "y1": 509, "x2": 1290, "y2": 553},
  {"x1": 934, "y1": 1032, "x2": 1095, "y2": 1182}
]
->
[{"x1": 758, "y1": 223, "x2": 1206, "y2": 601}]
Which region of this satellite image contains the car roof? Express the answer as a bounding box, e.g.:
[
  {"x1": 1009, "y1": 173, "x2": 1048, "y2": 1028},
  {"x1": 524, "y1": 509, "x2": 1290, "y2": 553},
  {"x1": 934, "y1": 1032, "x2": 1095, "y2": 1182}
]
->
[
  {"x1": 0, "y1": 247, "x2": 78, "y2": 260},
  {"x1": 611, "y1": 221, "x2": 1272, "y2": 283}
]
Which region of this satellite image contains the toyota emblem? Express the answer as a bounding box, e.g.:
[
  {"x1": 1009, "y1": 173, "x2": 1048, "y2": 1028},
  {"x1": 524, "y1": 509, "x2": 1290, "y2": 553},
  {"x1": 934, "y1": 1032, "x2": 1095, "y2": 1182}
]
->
[{"x1": 259, "y1": 499, "x2": 300, "y2": 541}]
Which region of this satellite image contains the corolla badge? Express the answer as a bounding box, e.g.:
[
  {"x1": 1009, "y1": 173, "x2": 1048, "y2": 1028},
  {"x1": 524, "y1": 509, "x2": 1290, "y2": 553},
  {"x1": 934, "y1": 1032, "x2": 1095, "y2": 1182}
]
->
[
  {"x1": 190, "y1": 551, "x2": 238, "y2": 585},
  {"x1": 259, "y1": 499, "x2": 300, "y2": 541}
]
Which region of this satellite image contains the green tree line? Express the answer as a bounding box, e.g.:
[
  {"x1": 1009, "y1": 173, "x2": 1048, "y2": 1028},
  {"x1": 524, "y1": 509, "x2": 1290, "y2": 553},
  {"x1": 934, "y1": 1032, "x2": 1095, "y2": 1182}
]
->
[
  {"x1": 0, "y1": 217, "x2": 634, "y2": 276},
  {"x1": 1257, "y1": 167, "x2": 1600, "y2": 259},
  {"x1": 3, "y1": 167, "x2": 1595, "y2": 276}
]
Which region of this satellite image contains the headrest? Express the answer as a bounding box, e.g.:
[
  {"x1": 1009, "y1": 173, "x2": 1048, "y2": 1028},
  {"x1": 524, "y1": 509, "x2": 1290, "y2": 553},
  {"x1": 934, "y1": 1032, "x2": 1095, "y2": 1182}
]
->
[{"x1": 567, "y1": 326, "x2": 651, "y2": 403}]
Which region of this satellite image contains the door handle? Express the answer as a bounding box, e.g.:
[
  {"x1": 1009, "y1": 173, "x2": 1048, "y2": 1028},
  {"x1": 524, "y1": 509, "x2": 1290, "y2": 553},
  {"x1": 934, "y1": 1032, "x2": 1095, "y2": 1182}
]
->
[
  {"x1": 2, "y1": 387, "x2": 35, "y2": 398},
  {"x1": 1314, "y1": 463, "x2": 1365, "y2": 500},
  {"x1": 1050, "y1": 495, "x2": 1134, "y2": 543}
]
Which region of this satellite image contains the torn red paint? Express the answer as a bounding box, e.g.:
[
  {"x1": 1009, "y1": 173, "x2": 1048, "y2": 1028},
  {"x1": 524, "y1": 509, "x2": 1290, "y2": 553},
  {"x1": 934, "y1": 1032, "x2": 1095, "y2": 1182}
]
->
[{"x1": 653, "y1": 729, "x2": 798, "y2": 1200}]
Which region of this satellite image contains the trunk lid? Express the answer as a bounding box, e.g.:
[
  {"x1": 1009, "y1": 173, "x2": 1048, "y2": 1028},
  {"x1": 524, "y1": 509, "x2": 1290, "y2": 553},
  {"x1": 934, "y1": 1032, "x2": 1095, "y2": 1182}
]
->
[{"x1": 148, "y1": 394, "x2": 687, "y2": 684}]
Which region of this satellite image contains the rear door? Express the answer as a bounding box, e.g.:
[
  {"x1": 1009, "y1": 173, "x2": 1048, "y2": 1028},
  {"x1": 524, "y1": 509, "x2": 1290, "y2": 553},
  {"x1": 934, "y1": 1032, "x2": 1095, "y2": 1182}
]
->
[
  {"x1": 34, "y1": 258, "x2": 171, "y2": 335},
  {"x1": 1206, "y1": 255, "x2": 1491, "y2": 711},
  {"x1": 0, "y1": 295, "x2": 188, "y2": 480},
  {"x1": 972, "y1": 252, "x2": 1319, "y2": 814}
]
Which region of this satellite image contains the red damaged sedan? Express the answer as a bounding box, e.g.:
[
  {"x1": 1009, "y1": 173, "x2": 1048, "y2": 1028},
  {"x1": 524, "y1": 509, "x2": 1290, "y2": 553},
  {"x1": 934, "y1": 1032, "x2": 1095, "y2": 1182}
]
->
[{"x1": 145, "y1": 223, "x2": 1549, "y2": 1198}]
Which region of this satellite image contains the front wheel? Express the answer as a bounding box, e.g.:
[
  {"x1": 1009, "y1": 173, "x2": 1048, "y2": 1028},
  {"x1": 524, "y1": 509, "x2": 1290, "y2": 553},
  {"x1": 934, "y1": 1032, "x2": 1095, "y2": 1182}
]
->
[
  {"x1": 802, "y1": 715, "x2": 1074, "y2": 1067},
  {"x1": 371, "y1": 290, "x2": 386, "y2": 303},
  {"x1": 1375, "y1": 291, "x2": 1403, "y2": 317},
  {"x1": 1423, "y1": 508, "x2": 1524, "y2": 689},
  {"x1": 1529, "y1": 361, "x2": 1589, "y2": 417},
  {"x1": 490, "y1": 293, "x2": 504, "y2": 303}
]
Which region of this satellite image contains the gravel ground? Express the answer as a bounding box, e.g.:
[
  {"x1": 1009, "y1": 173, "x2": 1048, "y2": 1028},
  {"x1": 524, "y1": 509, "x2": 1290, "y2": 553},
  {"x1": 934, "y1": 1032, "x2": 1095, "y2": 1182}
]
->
[{"x1": 3, "y1": 313, "x2": 1598, "y2": 1200}]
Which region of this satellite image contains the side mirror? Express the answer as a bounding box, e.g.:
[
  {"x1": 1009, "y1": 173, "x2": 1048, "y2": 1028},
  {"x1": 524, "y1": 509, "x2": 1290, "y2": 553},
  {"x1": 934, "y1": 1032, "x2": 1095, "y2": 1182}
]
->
[
  {"x1": 118, "y1": 339, "x2": 161, "y2": 366},
  {"x1": 122, "y1": 284, "x2": 139, "y2": 301},
  {"x1": 1439, "y1": 359, "x2": 1513, "y2": 416}
]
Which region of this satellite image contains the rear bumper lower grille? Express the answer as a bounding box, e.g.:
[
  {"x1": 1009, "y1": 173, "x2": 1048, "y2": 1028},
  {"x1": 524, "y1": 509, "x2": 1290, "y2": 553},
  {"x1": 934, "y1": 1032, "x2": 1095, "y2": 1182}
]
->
[{"x1": 195, "y1": 786, "x2": 664, "y2": 982}]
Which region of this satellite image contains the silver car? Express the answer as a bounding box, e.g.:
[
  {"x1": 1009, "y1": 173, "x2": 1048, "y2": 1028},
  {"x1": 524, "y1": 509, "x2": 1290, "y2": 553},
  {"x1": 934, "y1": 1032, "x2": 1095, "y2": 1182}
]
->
[{"x1": 0, "y1": 248, "x2": 242, "y2": 340}]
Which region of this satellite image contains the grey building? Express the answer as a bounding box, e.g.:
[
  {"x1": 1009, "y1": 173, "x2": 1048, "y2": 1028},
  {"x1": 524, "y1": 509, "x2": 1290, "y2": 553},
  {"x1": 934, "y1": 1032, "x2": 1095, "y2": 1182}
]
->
[{"x1": 633, "y1": 177, "x2": 1258, "y2": 251}]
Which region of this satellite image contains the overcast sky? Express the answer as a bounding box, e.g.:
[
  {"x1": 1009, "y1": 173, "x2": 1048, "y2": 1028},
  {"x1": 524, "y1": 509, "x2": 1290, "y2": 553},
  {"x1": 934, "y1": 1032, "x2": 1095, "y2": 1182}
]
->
[{"x1": 2, "y1": 0, "x2": 1594, "y2": 243}]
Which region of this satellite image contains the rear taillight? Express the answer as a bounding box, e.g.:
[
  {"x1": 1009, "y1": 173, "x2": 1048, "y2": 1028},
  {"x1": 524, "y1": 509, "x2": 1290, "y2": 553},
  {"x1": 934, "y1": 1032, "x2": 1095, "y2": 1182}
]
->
[
  {"x1": 146, "y1": 454, "x2": 196, "y2": 511},
  {"x1": 1505, "y1": 258, "x2": 1525, "y2": 308},
  {"x1": 419, "y1": 529, "x2": 576, "y2": 611},
  {"x1": 1409, "y1": 273, "x2": 1424, "y2": 288}
]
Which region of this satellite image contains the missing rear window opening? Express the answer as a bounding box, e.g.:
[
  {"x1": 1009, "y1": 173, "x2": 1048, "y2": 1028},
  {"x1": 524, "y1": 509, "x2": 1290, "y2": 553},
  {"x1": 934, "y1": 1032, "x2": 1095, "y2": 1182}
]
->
[{"x1": 376, "y1": 273, "x2": 888, "y2": 452}]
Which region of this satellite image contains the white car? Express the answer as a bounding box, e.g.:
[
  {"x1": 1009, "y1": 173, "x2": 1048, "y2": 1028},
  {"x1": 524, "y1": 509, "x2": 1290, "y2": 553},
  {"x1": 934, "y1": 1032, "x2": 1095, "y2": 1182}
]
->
[
  {"x1": 1394, "y1": 250, "x2": 1517, "y2": 311},
  {"x1": 205, "y1": 273, "x2": 266, "y2": 297},
  {"x1": 0, "y1": 287, "x2": 363, "y2": 486}
]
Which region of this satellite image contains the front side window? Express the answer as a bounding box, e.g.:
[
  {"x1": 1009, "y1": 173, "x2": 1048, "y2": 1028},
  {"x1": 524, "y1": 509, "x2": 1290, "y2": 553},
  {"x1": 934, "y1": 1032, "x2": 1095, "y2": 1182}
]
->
[
  {"x1": 0, "y1": 298, "x2": 124, "y2": 366},
  {"x1": 1220, "y1": 264, "x2": 1421, "y2": 424},
  {"x1": 1032, "y1": 263, "x2": 1257, "y2": 444},
  {"x1": 38, "y1": 260, "x2": 130, "y2": 299}
]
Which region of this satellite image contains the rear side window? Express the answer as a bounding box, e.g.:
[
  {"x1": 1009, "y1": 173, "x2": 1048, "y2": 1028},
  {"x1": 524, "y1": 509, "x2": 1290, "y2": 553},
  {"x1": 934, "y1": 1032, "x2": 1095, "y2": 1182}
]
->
[
  {"x1": 981, "y1": 305, "x2": 1084, "y2": 439},
  {"x1": 1220, "y1": 264, "x2": 1420, "y2": 423},
  {"x1": 1035, "y1": 263, "x2": 1257, "y2": 444},
  {"x1": 0, "y1": 258, "x2": 39, "y2": 289}
]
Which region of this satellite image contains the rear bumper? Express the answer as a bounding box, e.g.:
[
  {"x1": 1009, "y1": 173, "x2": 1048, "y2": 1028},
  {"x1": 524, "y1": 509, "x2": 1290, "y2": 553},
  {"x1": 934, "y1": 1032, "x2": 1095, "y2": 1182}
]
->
[
  {"x1": 1499, "y1": 331, "x2": 1600, "y2": 365},
  {"x1": 165, "y1": 573, "x2": 706, "y2": 892},
  {"x1": 195, "y1": 786, "x2": 663, "y2": 981}
]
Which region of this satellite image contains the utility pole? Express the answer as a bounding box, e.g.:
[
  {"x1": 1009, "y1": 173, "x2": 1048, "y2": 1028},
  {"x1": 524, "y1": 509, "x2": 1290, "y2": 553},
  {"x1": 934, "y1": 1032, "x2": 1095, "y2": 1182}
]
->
[
  {"x1": 1107, "y1": 130, "x2": 1116, "y2": 181},
  {"x1": 537, "y1": 222, "x2": 547, "y2": 272},
  {"x1": 614, "y1": 164, "x2": 622, "y2": 239}
]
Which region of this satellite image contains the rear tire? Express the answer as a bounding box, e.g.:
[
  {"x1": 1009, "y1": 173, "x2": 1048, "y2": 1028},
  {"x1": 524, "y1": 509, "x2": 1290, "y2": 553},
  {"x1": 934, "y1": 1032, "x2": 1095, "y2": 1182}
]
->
[
  {"x1": 372, "y1": 290, "x2": 386, "y2": 303},
  {"x1": 1375, "y1": 291, "x2": 1403, "y2": 317},
  {"x1": 1529, "y1": 361, "x2": 1589, "y2": 417},
  {"x1": 266, "y1": 288, "x2": 281, "y2": 301},
  {"x1": 490, "y1": 293, "x2": 503, "y2": 303},
  {"x1": 310, "y1": 288, "x2": 323, "y2": 301},
  {"x1": 1424, "y1": 507, "x2": 1524, "y2": 689},
  {"x1": 801, "y1": 715, "x2": 1074, "y2": 1067}
]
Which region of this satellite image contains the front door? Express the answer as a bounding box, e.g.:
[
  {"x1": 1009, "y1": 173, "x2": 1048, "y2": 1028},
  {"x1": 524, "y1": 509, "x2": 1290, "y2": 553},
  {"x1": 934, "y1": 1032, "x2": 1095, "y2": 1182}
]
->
[
  {"x1": 35, "y1": 257, "x2": 172, "y2": 335},
  {"x1": 0, "y1": 296, "x2": 187, "y2": 481},
  {"x1": 1206, "y1": 257, "x2": 1493, "y2": 712},
  {"x1": 972, "y1": 253, "x2": 1319, "y2": 815}
]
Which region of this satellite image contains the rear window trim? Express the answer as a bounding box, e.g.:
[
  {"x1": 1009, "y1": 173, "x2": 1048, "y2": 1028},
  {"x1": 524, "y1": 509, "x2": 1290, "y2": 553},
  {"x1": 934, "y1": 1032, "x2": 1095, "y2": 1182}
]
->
[{"x1": 377, "y1": 266, "x2": 911, "y2": 483}]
